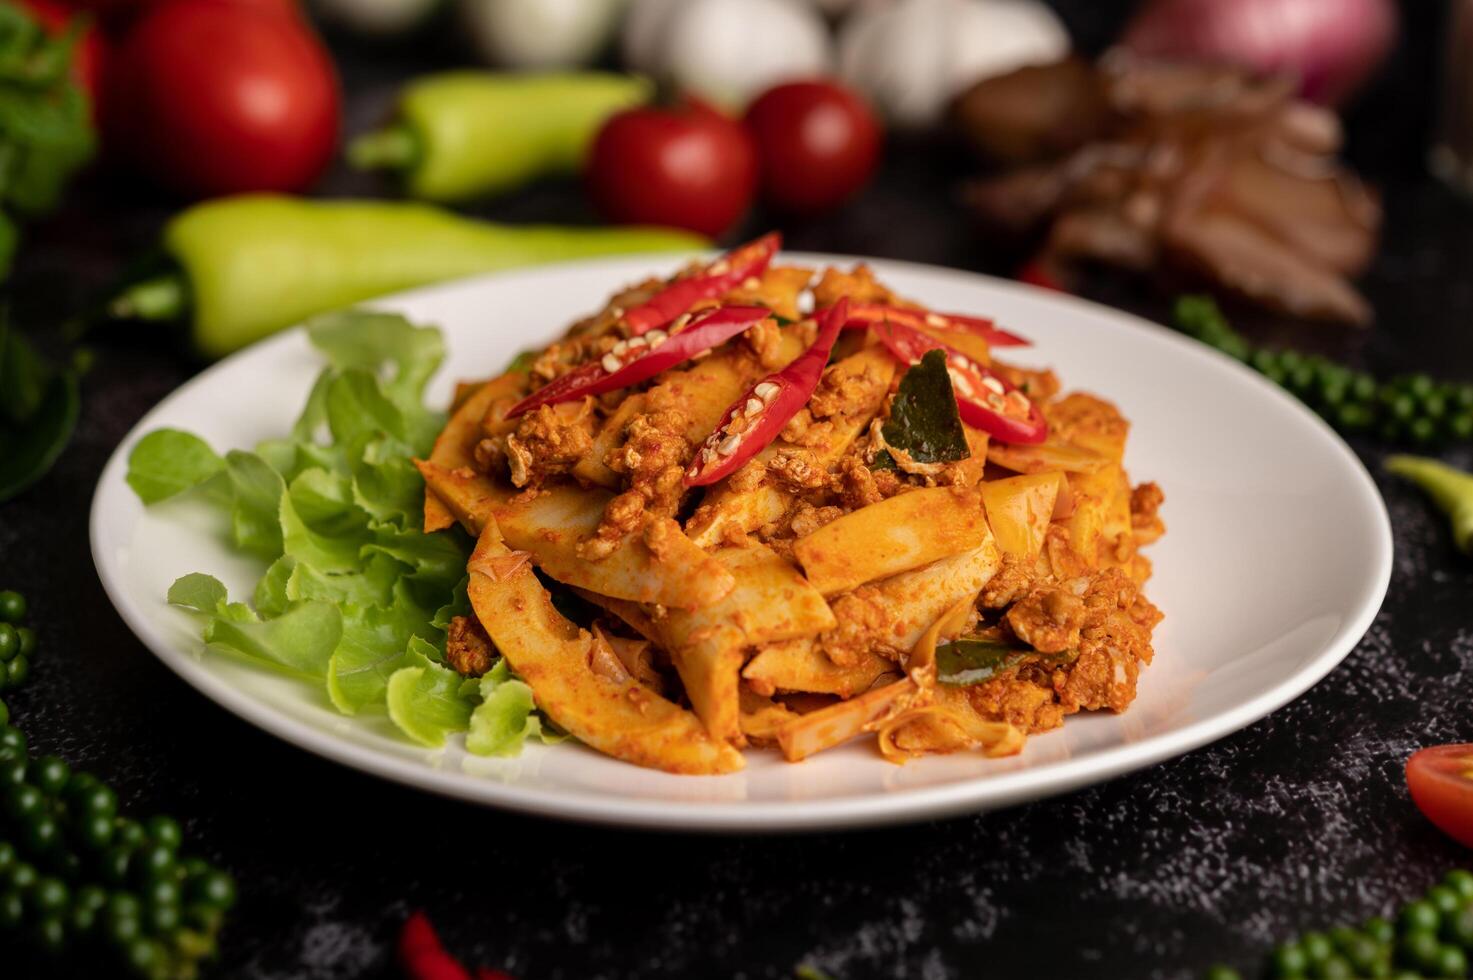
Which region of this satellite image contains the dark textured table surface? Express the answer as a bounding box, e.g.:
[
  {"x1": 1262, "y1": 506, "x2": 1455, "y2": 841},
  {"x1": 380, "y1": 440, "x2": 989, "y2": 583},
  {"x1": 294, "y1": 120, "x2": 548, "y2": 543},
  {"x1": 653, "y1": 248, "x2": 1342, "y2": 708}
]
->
[{"x1": 5, "y1": 1, "x2": 1473, "y2": 977}]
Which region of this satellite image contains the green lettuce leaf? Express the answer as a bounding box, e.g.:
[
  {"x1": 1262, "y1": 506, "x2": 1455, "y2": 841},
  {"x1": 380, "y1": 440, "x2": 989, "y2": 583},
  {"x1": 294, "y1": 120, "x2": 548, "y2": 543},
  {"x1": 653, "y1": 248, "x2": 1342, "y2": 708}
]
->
[
  {"x1": 130, "y1": 313, "x2": 515, "y2": 754},
  {"x1": 465, "y1": 660, "x2": 544, "y2": 757},
  {"x1": 385, "y1": 639, "x2": 474, "y2": 747},
  {"x1": 126, "y1": 429, "x2": 225, "y2": 504}
]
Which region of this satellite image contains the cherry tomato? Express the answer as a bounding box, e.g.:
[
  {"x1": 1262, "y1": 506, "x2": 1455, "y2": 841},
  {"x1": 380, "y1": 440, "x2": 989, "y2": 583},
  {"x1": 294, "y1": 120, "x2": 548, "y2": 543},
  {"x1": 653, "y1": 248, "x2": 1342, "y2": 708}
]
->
[
  {"x1": 105, "y1": 0, "x2": 338, "y2": 196},
  {"x1": 585, "y1": 99, "x2": 757, "y2": 238},
  {"x1": 743, "y1": 79, "x2": 881, "y2": 215},
  {"x1": 18, "y1": 0, "x2": 106, "y2": 104},
  {"x1": 1407, "y1": 744, "x2": 1473, "y2": 848}
]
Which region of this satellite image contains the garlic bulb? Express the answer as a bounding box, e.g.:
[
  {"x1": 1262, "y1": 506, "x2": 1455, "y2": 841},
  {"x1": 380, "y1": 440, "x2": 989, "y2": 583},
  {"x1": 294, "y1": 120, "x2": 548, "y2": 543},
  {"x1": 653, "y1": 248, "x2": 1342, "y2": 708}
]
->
[
  {"x1": 462, "y1": 0, "x2": 629, "y2": 69},
  {"x1": 623, "y1": 0, "x2": 834, "y2": 110},
  {"x1": 838, "y1": 0, "x2": 1070, "y2": 127}
]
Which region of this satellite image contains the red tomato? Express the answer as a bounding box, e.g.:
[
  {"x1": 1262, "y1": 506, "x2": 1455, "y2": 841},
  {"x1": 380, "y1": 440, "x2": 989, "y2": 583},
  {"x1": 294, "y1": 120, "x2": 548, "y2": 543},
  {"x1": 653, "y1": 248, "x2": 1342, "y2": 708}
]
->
[
  {"x1": 585, "y1": 100, "x2": 757, "y2": 238},
  {"x1": 105, "y1": 0, "x2": 338, "y2": 196},
  {"x1": 18, "y1": 0, "x2": 106, "y2": 103},
  {"x1": 743, "y1": 80, "x2": 881, "y2": 215},
  {"x1": 1408, "y1": 744, "x2": 1473, "y2": 848}
]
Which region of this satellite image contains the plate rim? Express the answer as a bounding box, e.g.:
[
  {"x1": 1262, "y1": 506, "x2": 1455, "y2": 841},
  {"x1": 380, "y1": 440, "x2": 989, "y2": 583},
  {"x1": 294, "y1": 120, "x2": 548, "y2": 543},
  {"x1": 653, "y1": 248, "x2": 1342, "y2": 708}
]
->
[{"x1": 89, "y1": 252, "x2": 1394, "y2": 832}]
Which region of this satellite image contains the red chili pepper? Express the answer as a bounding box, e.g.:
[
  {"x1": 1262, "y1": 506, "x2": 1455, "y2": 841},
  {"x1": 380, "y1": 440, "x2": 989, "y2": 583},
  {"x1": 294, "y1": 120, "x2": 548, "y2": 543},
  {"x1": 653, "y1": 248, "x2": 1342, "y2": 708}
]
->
[
  {"x1": 475, "y1": 970, "x2": 515, "y2": 980},
  {"x1": 399, "y1": 912, "x2": 472, "y2": 980},
  {"x1": 1015, "y1": 258, "x2": 1065, "y2": 292},
  {"x1": 623, "y1": 233, "x2": 780, "y2": 336},
  {"x1": 872, "y1": 320, "x2": 1048, "y2": 446},
  {"x1": 505, "y1": 305, "x2": 772, "y2": 419},
  {"x1": 841, "y1": 303, "x2": 1031, "y2": 348},
  {"x1": 685, "y1": 299, "x2": 849, "y2": 487}
]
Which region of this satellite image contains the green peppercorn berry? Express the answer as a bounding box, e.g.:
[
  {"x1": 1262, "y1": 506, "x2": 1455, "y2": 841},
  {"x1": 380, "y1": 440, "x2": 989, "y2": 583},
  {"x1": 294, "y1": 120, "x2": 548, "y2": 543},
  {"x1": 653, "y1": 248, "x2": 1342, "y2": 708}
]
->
[
  {"x1": 1314, "y1": 954, "x2": 1353, "y2": 979},
  {"x1": 1342, "y1": 934, "x2": 1383, "y2": 975},
  {"x1": 106, "y1": 895, "x2": 142, "y2": 944},
  {"x1": 78, "y1": 811, "x2": 114, "y2": 851},
  {"x1": 0, "y1": 841, "x2": 13, "y2": 871},
  {"x1": 0, "y1": 625, "x2": 15, "y2": 663},
  {"x1": 1456, "y1": 386, "x2": 1473, "y2": 410},
  {"x1": 70, "y1": 901, "x2": 98, "y2": 934},
  {"x1": 79, "y1": 783, "x2": 118, "y2": 821},
  {"x1": 145, "y1": 877, "x2": 179, "y2": 909},
  {"x1": 1350, "y1": 373, "x2": 1377, "y2": 401},
  {"x1": 7, "y1": 783, "x2": 43, "y2": 820},
  {"x1": 31, "y1": 755, "x2": 69, "y2": 795},
  {"x1": 146, "y1": 815, "x2": 182, "y2": 851},
  {"x1": 192, "y1": 869, "x2": 235, "y2": 909},
  {"x1": 1205, "y1": 966, "x2": 1242, "y2": 980},
  {"x1": 126, "y1": 936, "x2": 164, "y2": 974},
  {"x1": 9, "y1": 861, "x2": 37, "y2": 890},
  {"x1": 147, "y1": 900, "x2": 180, "y2": 935},
  {"x1": 0, "y1": 759, "x2": 26, "y2": 794},
  {"x1": 31, "y1": 875, "x2": 67, "y2": 913},
  {"x1": 1398, "y1": 930, "x2": 1442, "y2": 971},
  {"x1": 100, "y1": 847, "x2": 131, "y2": 886},
  {"x1": 1389, "y1": 394, "x2": 1417, "y2": 423},
  {"x1": 1407, "y1": 374, "x2": 1435, "y2": 399},
  {"x1": 1251, "y1": 349, "x2": 1279, "y2": 373},
  {"x1": 1444, "y1": 870, "x2": 1473, "y2": 900},
  {"x1": 1279, "y1": 350, "x2": 1303, "y2": 371},
  {"x1": 76, "y1": 883, "x2": 107, "y2": 912},
  {"x1": 1274, "y1": 942, "x2": 1311, "y2": 977},
  {"x1": 1404, "y1": 900, "x2": 1443, "y2": 935},
  {"x1": 32, "y1": 914, "x2": 65, "y2": 952},
  {"x1": 0, "y1": 728, "x2": 24, "y2": 755},
  {"x1": 1289, "y1": 364, "x2": 1317, "y2": 393},
  {"x1": 15, "y1": 627, "x2": 33, "y2": 659},
  {"x1": 0, "y1": 591, "x2": 24, "y2": 624},
  {"x1": 1445, "y1": 904, "x2": 1473, "y2": 949},
  {"x1": 1447, "y1": 413, "x2": 1473, "y2": 441},
  {"x1": 115, "y1": 817, "x2": 145, "y2": 848},
  {"x1": 181, "y1": 857, "x2": 210, "y2": 880},
  {"x1": 1263, "y1": 362, "x2": 1288, "y2": 385},
  {"x1": 133, "y1": 843, "x2": 176, "y2": 885},
  {"x1": 0, "y1": 888, "x2": 21, "y2": 928},
  {"x1": 1428, "y1": 885, "x2": 1462, "y2": 917},
  {"x1": 25, "y1": 815, "x2": 60, "y2": 854},
  {"x1": 1409, "y1": 416, "x2": 1439, "y2": 445},
  {"x1": 1320, "y1": 382, "x2": 1348, "y2": 408},
  {"x1": 1436, "y1": 944, "x2": 1468, "y2": 978},
  {"x1": 1424, "y1": 392, "x2": 1449, "y2": 421}
]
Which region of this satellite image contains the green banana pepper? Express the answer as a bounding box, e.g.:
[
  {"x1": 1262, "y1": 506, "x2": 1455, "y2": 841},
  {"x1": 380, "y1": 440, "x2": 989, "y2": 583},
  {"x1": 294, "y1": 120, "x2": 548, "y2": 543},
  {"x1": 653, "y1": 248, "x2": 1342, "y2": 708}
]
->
[
  {"x1": 349, "y1": 72, "x2": 651, "y2": 202},
  {"x1": 1387, "y1": 455, "x2": 1473, "y2": 554},
  {"x1": 108, "y1": 194, "x2": 706, "y2": 358}
]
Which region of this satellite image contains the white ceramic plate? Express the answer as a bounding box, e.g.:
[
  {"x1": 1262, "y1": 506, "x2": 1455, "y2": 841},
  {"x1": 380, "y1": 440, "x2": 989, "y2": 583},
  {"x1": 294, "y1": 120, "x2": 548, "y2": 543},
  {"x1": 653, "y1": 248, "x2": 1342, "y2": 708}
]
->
[{"x1": 90, "y1": 254, "x2": 1392, "y2": 832}]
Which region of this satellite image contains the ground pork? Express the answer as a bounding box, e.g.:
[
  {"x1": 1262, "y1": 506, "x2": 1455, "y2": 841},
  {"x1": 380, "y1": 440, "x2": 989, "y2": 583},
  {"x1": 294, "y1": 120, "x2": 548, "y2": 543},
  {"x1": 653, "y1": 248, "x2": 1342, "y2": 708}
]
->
[{"x1": 445, "y1": 616, "x2": 495, "y2": 677}]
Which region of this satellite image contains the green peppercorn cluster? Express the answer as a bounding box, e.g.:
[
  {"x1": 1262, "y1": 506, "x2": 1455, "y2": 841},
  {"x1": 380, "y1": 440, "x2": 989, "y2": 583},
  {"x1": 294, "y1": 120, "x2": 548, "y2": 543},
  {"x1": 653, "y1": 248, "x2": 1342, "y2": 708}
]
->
[
  {"x1": 1173, "y1": 296, "x2": 1473, "y2": 445},
  {"x1": 1205, "y1": 868, "x2": 1473, "y2": 980},
  {"x1": 0, "y1": 590, "x2": 236, "y2": 978}
]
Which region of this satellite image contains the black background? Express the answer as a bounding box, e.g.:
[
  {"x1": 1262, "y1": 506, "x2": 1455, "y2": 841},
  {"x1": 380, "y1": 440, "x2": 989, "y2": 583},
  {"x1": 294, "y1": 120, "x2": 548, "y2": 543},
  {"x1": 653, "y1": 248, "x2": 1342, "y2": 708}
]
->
[{"x1": 5, "y1": 1, "x2": 1473, "y2": 977}]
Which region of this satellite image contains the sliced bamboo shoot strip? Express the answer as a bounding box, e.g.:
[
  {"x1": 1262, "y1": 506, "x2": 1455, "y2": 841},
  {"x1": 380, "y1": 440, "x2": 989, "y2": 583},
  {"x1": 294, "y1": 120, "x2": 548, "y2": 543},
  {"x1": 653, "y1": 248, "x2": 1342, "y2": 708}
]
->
[
  {"x1": 794, "y1": 487, "x2": 990, "y2": 596},
  {"x1": 743, "y1": 638, "x2": 893, "y2": 698},
  {"x1": 422, "y1": 372, "x2": 526, "y2": 531},
  {"x1": 467, "y1": 521, "x2": 744, "y2": 775}
]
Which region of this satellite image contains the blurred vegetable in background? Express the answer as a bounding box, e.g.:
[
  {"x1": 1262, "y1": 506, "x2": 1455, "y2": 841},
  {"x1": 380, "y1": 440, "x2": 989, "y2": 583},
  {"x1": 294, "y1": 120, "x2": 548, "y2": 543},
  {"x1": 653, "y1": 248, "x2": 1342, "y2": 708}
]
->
[
  {"x1": 104, "y1": 0, "x2": 339, "y2": 196},
  {"x1": 586, "y1": 98, "x2": 757, "y2": 237},
  {"x1": 0, "y1": 0, "x2": 95, "y2": 279},
  {"x1": 1122, "y1": 0, "x2": 1397, "y2": 107},
  {"x1": 107, "y1": 195, "x2": 705, "y2": 357},
  {"x1": 350, "y1": 72, "x2": 649, "y2": 202},
  {"x1": 0, "y1": 315, "x2": 80, "y2": 502},
  {"x1": 16, "y1": 0, "x2": 104, "y2": 102},
  {"x1": 1388, "y1": 458, "x2": 1473, "y2": 557},
  {"x1": 744, "y1": 80, "x2": 881, "y2": 215},
  {"x1": 315, "y1": 0, "x2": 438, "y2": 35},
  {"x1": 461, "y1": 0, "x2": 626, "y2": 69},
  {"x1": 622, "y1": 0, "x2": 831, "y2": 110},
  {"x1": 838, "y1": 0, "x2": 1069, "y2": 127}
]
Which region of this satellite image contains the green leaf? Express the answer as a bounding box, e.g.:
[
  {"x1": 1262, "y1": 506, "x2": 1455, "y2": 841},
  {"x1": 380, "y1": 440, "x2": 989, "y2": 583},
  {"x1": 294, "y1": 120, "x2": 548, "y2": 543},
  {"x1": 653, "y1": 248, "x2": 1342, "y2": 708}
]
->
[
  {"x1": 326, "y1": 591, "x2": 435, "y2": 715},
  {"x1": 385, "y1": 639, "x2": 474, "y2": 747},
  {"x1": 166, "y1": 573, "x2": 228, "y2": 614},
  {"x1": 935, "y1": 636, "x2": 1075, "y2": 687},
  {"x1": 882, "y1": 349, "x2": 970, "y2": 466},
  {"x1": 125, "y1": 429, "x2": 225, "y2": 504},
  {"x1": 305, "y1": 311, "x2": 444, "y2": 411},
  {"x1": 0, "y1": 363, "x2": 76, "y2": 502},
  {"x1": 223, "y1": 450, "x2": 286, "y2": 559},
  {"x1": 280, "y1": 490, "x2": 371, "y2": 574},
  {"x1": 504, "y1": 349, "x2": 537, "y2": 373},
  {"x1": 465, "y1": 660, "x2": 544, "y2": 757},
  {"x1": 205, "y1": 600, "x2": 342, "y2": 680}
]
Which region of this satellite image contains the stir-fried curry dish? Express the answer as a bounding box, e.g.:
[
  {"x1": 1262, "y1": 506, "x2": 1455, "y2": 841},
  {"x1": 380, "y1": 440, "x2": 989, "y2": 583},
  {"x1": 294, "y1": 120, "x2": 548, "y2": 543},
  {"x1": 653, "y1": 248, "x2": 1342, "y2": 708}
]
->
[{"x1": 417, "y1": 234, "x2": 1165, "y2": 775}]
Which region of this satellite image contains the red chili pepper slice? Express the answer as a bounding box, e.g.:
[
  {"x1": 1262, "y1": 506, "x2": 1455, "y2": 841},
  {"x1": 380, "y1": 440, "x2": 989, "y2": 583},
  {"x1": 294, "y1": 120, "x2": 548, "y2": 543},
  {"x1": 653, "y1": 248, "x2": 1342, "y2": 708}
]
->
[
  {"x1": 505, "y1": 305, "x2": 772, "y2": 419},
  {"x1": 685, "y1": 299, "x2": 850, "y2": 487},
  {"x1": 624, "y1": 233, "x2": 781, "y2": 336},
  {"x1": 840, "y1": 303, "x2": 1031, "y2": 347},
  {"x1": 872, "y1": 320, "x2": 1048, "y2": 446},
  {"x1": 398, "y1": 912, "x2": 472, "y2": 980}
]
